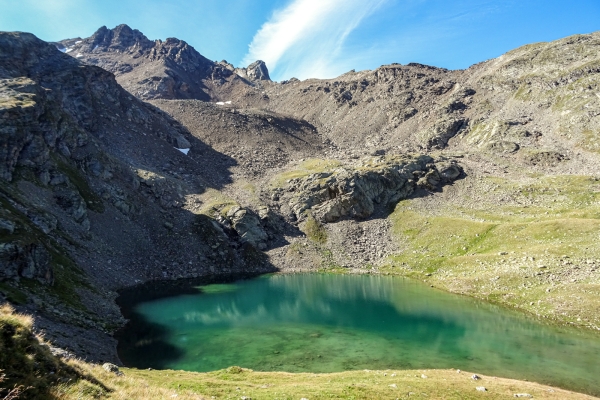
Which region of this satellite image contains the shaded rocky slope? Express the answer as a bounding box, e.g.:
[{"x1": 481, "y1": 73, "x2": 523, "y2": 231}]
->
[
  {"x1": 0, "y1": 32, "x2": 280, "y2": 361},
  {"x1": 150, "y1": 99, "x2": 325, "y2": 178}
]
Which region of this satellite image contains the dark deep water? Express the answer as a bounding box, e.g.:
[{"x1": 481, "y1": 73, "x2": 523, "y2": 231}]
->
[{"x1": 117, "y1": 274, "x2": 600, "y2": 395}]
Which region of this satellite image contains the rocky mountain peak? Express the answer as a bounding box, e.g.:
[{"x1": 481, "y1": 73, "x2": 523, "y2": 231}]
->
[
  {"x1": 87, "y1": 24, "x2": 154, "y2": 51},
  {"x1": 246, "y1": 60, "x2": 271, "y2": 81},
  {"x1": 152, "y1": 37, "x2": 212, "y2": 71},
  {"x1": 56, "y1": 25, "x2": 269, "y2": 101},
  {"x1": 233, "y1": 59, "x2": 271, "y2": 82}
]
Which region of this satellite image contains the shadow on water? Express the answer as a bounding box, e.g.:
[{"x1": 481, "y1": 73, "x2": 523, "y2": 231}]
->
[
  {"x1": 115, "y1": 273, "x2": 267, "y2": 369},
  {"x1": 115, "y1": 309, "x2": 183, "y2": 369}
]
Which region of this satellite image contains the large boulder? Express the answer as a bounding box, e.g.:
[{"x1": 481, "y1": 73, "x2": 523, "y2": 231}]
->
[{"x1": 226, "y1": 206, "x2": 268, "y2": 249}]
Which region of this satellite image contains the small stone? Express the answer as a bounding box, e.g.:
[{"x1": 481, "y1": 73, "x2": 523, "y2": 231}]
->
[
  {"x1": 389, "y1": 384, "x2": 398, "y2": 388},
  {"x1": 102, "y1": 363, "x2": 123, "y2": 376},
  {"x1": 164, "y1": 221, "x2": 174, "y2": 230},
  {"x1": 513, "y1": 394, "x2": 533, "y2": 398},
  {"x1": 476, "y1": 387, "x2": 487, "y2": 392},
  {"x1": 421, "y1": 374, "x2": 427, "y2": 379},
  {"x1": 471, "y1": 374, "x2": 480, "y2": 380}
]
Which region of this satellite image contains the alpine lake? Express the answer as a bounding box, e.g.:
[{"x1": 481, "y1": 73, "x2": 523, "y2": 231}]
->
[{"x1": 116, "y1": 273, "x2": 600, "y2": 396}]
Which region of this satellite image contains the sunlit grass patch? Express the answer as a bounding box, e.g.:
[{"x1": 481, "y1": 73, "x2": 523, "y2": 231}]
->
[
  {"x1": 197, "y1": 188, "x2": 239, "y2": 217},
  {"x1": 269, "y1": 158, "x2": 341, "y2": 187}
]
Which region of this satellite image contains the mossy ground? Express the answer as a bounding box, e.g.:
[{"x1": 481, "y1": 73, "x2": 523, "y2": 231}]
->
[
  {"x1": 196, "y1": 188, "x2": 239, "y2": 217},
  {"x1": 381, "y1": 174, "x2": 600, "y2": 331}
]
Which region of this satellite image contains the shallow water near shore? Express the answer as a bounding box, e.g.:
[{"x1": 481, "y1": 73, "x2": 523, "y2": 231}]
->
[{"x1": 117, "y1": 273, "x2": 600, "y2": 395}]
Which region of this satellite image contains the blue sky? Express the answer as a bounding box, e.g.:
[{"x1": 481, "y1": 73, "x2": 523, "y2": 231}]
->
[{"x1": 1, "y1": 0, "x2": 599, "y2": 81}]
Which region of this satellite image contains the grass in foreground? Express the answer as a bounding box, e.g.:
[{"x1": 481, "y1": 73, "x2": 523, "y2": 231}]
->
[{"x1": 2, "y1": 303, "x2": 596, "y2": 399}]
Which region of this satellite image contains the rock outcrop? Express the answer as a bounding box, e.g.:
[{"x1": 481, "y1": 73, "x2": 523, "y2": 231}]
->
[
  {"x1": 226, "y1": 206, "x2": 269, "y2": 249},
  {"x1": 0, "y1": 242, "x2": 52, "y2": 284},
  {"x1": 278, "y1": 155, "x2": 463, "y2": 223}
]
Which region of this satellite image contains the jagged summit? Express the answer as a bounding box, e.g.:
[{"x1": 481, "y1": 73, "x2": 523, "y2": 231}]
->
[
  {"x1": 56, "y1": 25, "x2": 271, "y2": 102},
  {"x1": 239, "y1": 60, "x2": 271, "y2": 81},
  {"x1": 85, "y1": 24, "x2": 154, "y2": 51},
  {"x1": 216, "y1": 59, "x2": 271, "y2": 82}
]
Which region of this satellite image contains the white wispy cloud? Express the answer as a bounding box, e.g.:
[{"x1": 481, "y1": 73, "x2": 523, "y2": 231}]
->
[{"x1": 242, "y1": 0, "x2": 388, "y2": 81}]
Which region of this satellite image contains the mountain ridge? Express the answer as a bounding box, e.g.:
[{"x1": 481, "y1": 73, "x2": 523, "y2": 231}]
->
[{"x1": 55, "y1": 24, "x2": 271, "y2": 102}]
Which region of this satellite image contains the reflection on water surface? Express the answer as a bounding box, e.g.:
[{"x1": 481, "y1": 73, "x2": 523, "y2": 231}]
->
[{"x1": 118, "y1": 274, "x2": 600, "y2": 395}]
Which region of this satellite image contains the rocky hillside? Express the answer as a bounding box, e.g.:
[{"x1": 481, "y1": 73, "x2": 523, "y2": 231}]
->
[{"x1": 260, "y1": 32, "x2": 600, "y2": 166}]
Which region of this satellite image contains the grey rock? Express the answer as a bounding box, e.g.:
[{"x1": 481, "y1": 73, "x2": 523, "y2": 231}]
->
[
  {"x1": 87, "y1": 159, "x2": 104, "y2": 176},
  {"x1": 486, "y1": 141, "x2": 520, "y2": 153},
  {"x1": 437, "y1": 161, "x2": 462, "y2": 182},
  {"x1": 245, "y1": 60, "x2": 271, "y2": 82},
  {"x1": 114, "y1": 200, "x2": 131, "y2": 215},
  {"x1": 281, "y1": 155, "x2": 462, "y2": 222},
  {"x1": 226, "y1": 206, "x2": 268, "y2": 249},
  {"x1": 0, "y1": 242, "x2": 53, "y2": 284},
  {"x1": 27, "y1": 211, "x2": 58, "y2": 234},
  {"x1": 0, "y1": 219, "x2": 16, "y2": 234},
  {"x1": 420, "y1": 118, "x2": 467, "y2": 149},
  {"x1": 102, "y1": 362, "x2": 123, "y2": 376},
  {"x1": 54, "y1": 189, "x2": 88, "y2": 223},
  {"x1": 49, "y1": 346, "x2": 75, "y2": 360}
]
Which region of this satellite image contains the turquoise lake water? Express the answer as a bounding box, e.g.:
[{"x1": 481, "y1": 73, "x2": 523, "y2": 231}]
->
[{"x1": 117, "y1": 274, "x2": 600, "y2": 395}]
